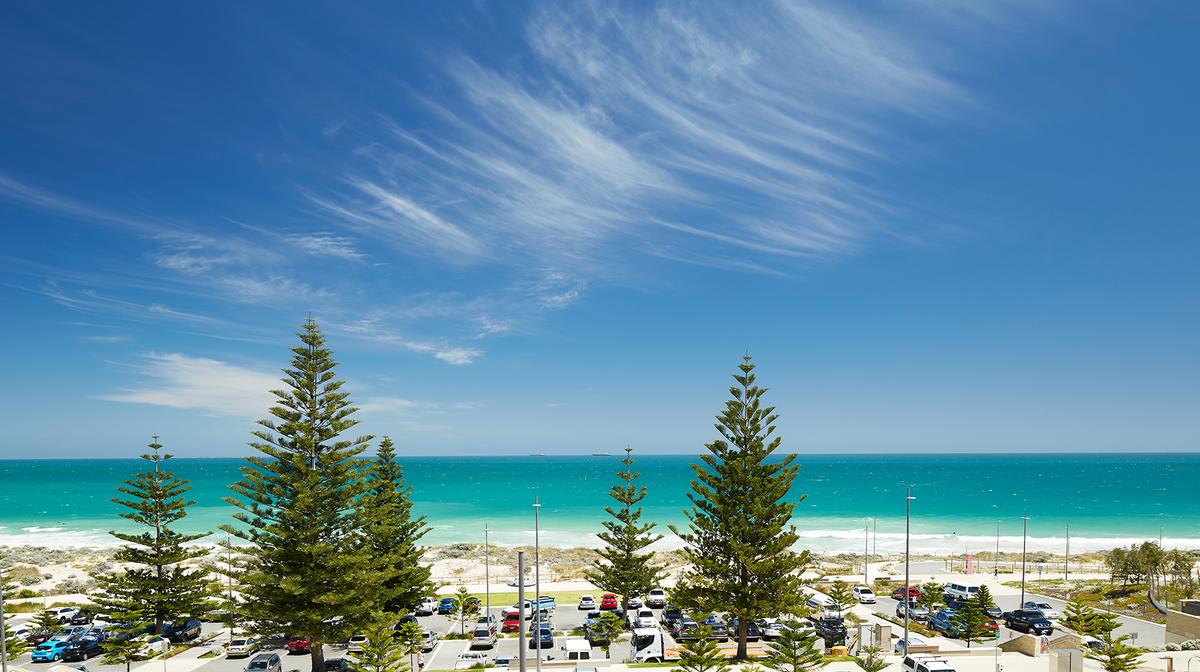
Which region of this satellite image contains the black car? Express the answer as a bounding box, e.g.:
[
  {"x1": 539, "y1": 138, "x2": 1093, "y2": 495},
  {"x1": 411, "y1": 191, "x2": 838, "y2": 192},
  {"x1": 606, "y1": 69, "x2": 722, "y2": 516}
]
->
[
  {"x1": 702, "y1": 617, "x2": 730, "y2": 641},
  {"x1": 69, "y1": 611, "x2": 96, "y2": 626},
  {"x1": 324, "y1": 658, "x2": 351, "y2": 672},
  {"x1": 583, "y1": 618, "x2": 610, "y2": 646},
  {"x1": 661, "y1": 605, "x2": 683, "y2": 625},
  {"x1": 62, "y1": 634, "x2": 105, "y2": 661},
  {"x1": 163, "y1": 618, "x2": 202, "y2": 642},
  {"x1": 727, "y1": 619, "x2": 762, "y2": 642},
  {"x1": 811, "y1": 617, "x2": 847, "y2": 646},
  {"x1": 1002, "y1": 610, "x2": 1053, "y2": 635}
]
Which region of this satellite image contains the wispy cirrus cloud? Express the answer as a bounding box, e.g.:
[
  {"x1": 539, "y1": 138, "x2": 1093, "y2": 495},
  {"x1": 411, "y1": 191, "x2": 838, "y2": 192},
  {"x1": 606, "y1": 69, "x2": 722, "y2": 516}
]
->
[
  {"x1": 99, "y1": 352, "x2": 279, "y2": 417},
  {"x1": 338, "y1": 318, "x2": 483, "y2": 366}
]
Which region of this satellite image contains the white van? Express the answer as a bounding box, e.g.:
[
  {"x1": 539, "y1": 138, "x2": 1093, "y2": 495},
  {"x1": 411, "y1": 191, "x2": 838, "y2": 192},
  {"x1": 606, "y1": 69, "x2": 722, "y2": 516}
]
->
[
  {"x1": 561, "y1": 638, "x2": 593, "y2": 661},
  {"x1": 943, "y1": 583, "x2": 980, "y2": 602}
]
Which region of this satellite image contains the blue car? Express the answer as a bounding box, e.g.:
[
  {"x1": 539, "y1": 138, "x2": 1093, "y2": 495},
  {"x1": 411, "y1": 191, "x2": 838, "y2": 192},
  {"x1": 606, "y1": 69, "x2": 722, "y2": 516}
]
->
[
  {"x1": 527, "y1": 623, "x2": 553, "y2": 649},
  {"x1": 437, "y1": 597, "x2": 456, "y2": 614},
  {"x1": 32, "y1": 639, "x2": 73, "y2": 662},
  {"x1": 929, "y1": 609, "x2": 965, "y2": 637}
]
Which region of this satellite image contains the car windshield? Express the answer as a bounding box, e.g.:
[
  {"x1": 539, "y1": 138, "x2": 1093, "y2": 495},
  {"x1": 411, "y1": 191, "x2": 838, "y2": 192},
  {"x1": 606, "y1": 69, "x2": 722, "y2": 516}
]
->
[
  {"x1": 232, "y1": 640, "x2": 247, "y2": 646},
  {"x1": 249, "y1": 663, "x2": 268, "y2": 670}
]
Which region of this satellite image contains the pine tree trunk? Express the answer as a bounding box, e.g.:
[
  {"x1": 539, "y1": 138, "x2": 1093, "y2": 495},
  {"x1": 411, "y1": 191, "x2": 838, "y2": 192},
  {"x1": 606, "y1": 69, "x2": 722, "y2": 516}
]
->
[
  {"x1": 737, "y1": 619, "x2": 748, "y2": 660},
  {"x1": 310, "y1": 642, "x2": 325, "y2": 672}
]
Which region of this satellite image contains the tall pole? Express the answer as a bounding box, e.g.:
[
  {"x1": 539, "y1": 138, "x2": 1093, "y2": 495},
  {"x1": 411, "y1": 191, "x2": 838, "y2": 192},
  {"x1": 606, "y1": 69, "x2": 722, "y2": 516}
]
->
[
  {"x1": 1, "y1": 566, "x2": 9, "y2": 672},
  {"x1": 872, "y1": 518, "x2": 877, "y2": 570},
  {"x1": 518, "y1": 552, "x2": 527, "y2": 672},
  {"x1": 533, "y1": 498, "x2": 542, "y2": 672},
  {"x1": 904, "y1": 488, "x2": 915, "y2": 653},
  {"x1": 1020, "y1": 514, "x2": 1029, "y2": 607},
  {"x1": 485, "y1": 524, "x2": 491, "y2": 625},
  {"x1": 864, "y1": 521, "x2": 870, "y2": 585},
  {"x1": 226, "y1": 534, "x2": 234, "y2": 642},
  {"x1": 1065, "y1": 524, "x2": 1070, "y2": 583}
]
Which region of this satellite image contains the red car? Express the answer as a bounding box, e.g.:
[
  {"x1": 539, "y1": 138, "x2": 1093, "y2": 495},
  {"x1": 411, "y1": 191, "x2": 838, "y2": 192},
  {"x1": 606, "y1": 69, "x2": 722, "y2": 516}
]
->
[
  {"x1": 502, "y1": 614, "x2": 521, "y2": 633},
  {"x1": 891, "y1": 587, "x2": 920, "y2": 601},
  {"x1": 287, "y1": 637, "x2": 312, "y2": 654},
  {"x1": 600, "y1": 593, "x2": 619, "y2": 610}
]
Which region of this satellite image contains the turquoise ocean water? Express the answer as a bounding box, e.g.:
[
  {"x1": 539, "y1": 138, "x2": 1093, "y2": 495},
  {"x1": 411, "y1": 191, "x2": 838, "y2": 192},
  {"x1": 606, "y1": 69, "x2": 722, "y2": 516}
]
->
[{"x1": 0, "y1": 454, "x2": 1196, "y2": 553}]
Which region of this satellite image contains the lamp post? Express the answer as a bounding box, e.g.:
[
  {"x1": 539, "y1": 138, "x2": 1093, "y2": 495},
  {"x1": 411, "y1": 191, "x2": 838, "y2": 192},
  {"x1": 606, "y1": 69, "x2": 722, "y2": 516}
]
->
[
  {"x1": 904, "y1": 487, "x2": 916, "y2": 653},
  {"x1": 1020, "y1": 514, "x2": 1030, "y2": 607},
  {"x1": 518, "y1": 552, "x2": 527, "y2": 672},
  {"x1": 533, "y1": 498, "x2": 542, "y2": 672},
  {"x1": 1065, "y1": 524, "x2": 1070, "y2": 583},
  {"x1": 995, "y1": 520, "x2": 1001, "y2": 578},
  {"x1": 1, "y1": 566, "x2": 9, "y2": 672},
  {"x1": 485, "y1": 524, "x2": 491, "y2": 625},
  {"x1": 864, "y1": 520, "x2": 871, "y2": 585}
]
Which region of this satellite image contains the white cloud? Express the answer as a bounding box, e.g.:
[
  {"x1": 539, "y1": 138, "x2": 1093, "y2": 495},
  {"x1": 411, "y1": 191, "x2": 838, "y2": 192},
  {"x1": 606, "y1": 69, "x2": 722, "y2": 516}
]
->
[
  {"x1": 339, "y1": 318, "x2": 483, "y2": 366},
  {"x1": 285, "y1": 233, "x2": 364, "y2": 261},
  {"x1": 99, "y1": 352, "x2": 279, "y2": 417}
]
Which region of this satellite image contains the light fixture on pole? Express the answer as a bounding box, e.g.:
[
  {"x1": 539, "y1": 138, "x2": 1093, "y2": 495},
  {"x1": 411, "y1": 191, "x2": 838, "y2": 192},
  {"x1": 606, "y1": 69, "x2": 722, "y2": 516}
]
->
[
  {"x1": 1020, "y1": 514, "x2": 1030, "y2": 607},
  {"x1": 864, "y1": 520, "x2": 870, "y2": 585},
  {"x1": 904, "y1": 487, "x2": 916, "y2": 653},
  {"x1": 533, "y1": 497, "x2": 542, "y2": 672}
]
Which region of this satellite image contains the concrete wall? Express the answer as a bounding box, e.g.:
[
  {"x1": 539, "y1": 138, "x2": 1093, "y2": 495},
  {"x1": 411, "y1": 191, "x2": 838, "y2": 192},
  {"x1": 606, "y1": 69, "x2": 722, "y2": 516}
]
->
[
  {"x1": 1000, "y1": 634, "x2": 1042, "y2": 657},
  {"x1": 1165, "y1": 607, "x2": 1200, "y2": 644}
]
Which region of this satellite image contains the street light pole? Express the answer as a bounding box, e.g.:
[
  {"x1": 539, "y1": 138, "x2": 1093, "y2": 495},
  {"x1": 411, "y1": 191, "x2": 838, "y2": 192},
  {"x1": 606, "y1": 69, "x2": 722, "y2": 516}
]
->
[
  {"x1": 1065, "y1": 524, "x2": 1070, "y2": 583},
  {"x1": 1020, "y1": 514, "x2": 1030, "y2": 607},
  {"x1": 518, "y1": 552, "x2": 527, "y2": 672},
  {"x1": 485, "y1": 524, "x2": 491, "y2": 625},
  {"x1": 995, "y1": 520, "x2": 1001, "y2": 579},
  {"x1": 864, "y1": 521, "x2": 870, "y2": 585},
  {"x1": 533, "y1": 498, "x2": 542, "y2": 672},
  {"x1": 1, "y1": 566, "x2": 9, "y2": 672},
  {"x1": 904, "y1": 488, "x2": 916, "y2": 653}
]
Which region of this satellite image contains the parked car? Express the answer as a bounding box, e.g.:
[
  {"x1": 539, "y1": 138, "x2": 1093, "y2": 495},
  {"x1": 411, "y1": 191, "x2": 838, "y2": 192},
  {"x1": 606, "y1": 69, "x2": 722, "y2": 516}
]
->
[
  {"x1": 727, "y1": 618, "x2": 762, "y2": 641},
  {"x1": 438, "y1": 597, "x2": 457, "y2": 615},
  {"x1": 804, "y1": 594, "x2": 831, "y2": 611},
  {"x1": 578, "y1": 595, "x2": 596, "y2": 610},
  {"x1": 70, "y1": 610, "x2": 97, "y2": 626},
  {"x1": 671, "y1": 616, "x2": 699, "y2": 640},
  {"x1": 583, "y1": 617, "x2": 610, "y2": 646},
  {"x1": 943, "y1": 583, "x2": 981, "y2": 603},
  {"x1": 347, "y1": 635, "x2": 369, "y2": 653},
  {"x1": 134, "y1": 635, "x2": 171, "y2": 659},
  {"x1": 246, "y1": 653, "x2": 283, "y2": 672},
  {"x1": 286, "y1": 636, "x2": 313, "y2": 654},
  {"x1": 853, "y1": 587, "x2": 877, "y2": 604},
  {"x1": 627, "y1": 597, "x2": 643, "y2": 610},
  {"x1": 415, "y1": 597, "x2": 438, "y2": 616},
  {"x1": 896, "y1": 601, "x2": 930, "y2": 621},
  {"x1": 62, "y1": 633, "x2": 106, "y2": 661},
  {"x1": 1022, "y1": 602, "x2": 1061, "y2": 620},
  {"x1": 892, "y1": 587, "x2": 921, "y2": 601},
  {"x1": 44, "y1": 607, "x2": 80, "y2": 624},
  {"x1": 163, "y1": 618, "x2": 202, "y2": 643},
  {"x1": 757, "y1": 618, "x2": 785, "y2": 640},
  {"x1": 227, "y1": 637, "x2": 260, "y2": 658},
  {"x1": 527, "y1": 622, "x2": 554, "y2": 649},
  {"x1": 419, "y1": 629, "x2": 439, "y2": 652},
  {"x1": 454, "y1": 652, "x2": 489, "y2": 670},
  {"x1": 324, "y1": 659, "x2": 351, "y2": 672},
  {"x1": 929, "y1": 609, "x2": 964, "y2": 637},
  {"x1": 502, "y1": 613, "x2": 521, "y2": 633},
  {"x1": 646, "y1": 588, "x2": 667, "y2": 608},
  {"x1": 599, "y1": 594, "x2": 619, "y2": 610},
  {"x1": 1002, "y1": 609, "x2": 1053, "y2": 635},
  {"x1": 507, "y1": 575, "x2": 535, "y2": 588},
  {"x1": 811, "y1": 617, "x2": 847, "y2": 646},
  {"x1": 632, "y1": 608, "x2": 656, "y2": 629},
  {"x1": 902, "y1": 654, "x2": 958, "y2": 672},
  {"x1": 661, "y1": 605, "x2": 683, "y2": 625},
  {"x1": 894, "y1": 635, "x2": 927, "y2": 654},
  {"x1": 701, "y1": 615, "x2": 730, "y2": 641},
  {"x1": 471, "y1": 623, "x2": 497, "y2": 649},
  {"x1": 32, "y1": 639, "x2": 74, "y2": 662}
]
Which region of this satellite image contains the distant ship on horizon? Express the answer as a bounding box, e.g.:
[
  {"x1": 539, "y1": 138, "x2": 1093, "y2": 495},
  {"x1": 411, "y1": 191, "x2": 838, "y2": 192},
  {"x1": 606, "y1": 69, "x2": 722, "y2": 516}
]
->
[{"x1": 591, "y1": 452, "x2": 612, "y2": 456}]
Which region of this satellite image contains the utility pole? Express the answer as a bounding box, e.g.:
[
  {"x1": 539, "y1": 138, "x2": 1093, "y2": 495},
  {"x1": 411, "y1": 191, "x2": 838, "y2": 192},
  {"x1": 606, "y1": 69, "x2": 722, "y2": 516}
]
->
[
  {"x1": 226, "y1": 534, "x2": 234, "y2": 642},
  {"x1": 995, "y1": 520, "x2": 1001, "y2": 579},
  {"x1": 518, "y1": 552, "x2": 527, "y2": 672},
  {"x1": 864, "y1": 521, "x2": 870, "y2": 585},
  {"x1": 1, "y1": 566, "x2": 9, "y2": 672},
  {"x1": 1065, "y1": 524, "x2": 1070, "y2": 583},
  {"x1": 533, "y1": 498, "x2": 542, "y2": 672},
  {"x1": 484, "y1": 524, "x2": 491, "y2": 625},
  {"x1": 1020, "y1": 514, "x2": 1030, "y2": 607},
  {"x1": 904, "y1": 488, "x2": 916, "y2": 653}
]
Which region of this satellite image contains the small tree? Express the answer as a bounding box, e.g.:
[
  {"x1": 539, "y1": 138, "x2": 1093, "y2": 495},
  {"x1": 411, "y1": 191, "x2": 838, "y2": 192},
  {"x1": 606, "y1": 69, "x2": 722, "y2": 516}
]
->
[
  {"x1": 92, "y1": 436, "x2": 211, "y2": 635},
  {"x1": 1084, "y1": 633, "x2": 1140, "y2": 672},
  {"x1": 393, "y1": 620, "x2": 424, "y2": 672},
  {"x1": 33, "y1": 609, "x2": 62, "y2": 636},
  {"x1": 827, "y1": 581, "x2": 854, "y2": 615},
  {"x1": 855, "y1": 646, "x2": 888, "y2": 672},
  {"x1": 958, "y1": 587, "x2": 993, "y2": 647},
  {"x1": 2, "y1": 581, "x2": 31, "y2": 659},
  {"x1": 1064, "y1": 598, "x2": 1119, "y2": 638},
  {"x1": 349, "y1": 620, "x2": 410, "y2": 672},
  {"x1": 763, "y1": 621, "x2": 825, "y2": 672},
  {"x1": 585, "y1": 446, "x2": 666, "y2": 613},
  {"x1": 916, "y1": 581, "x2": 943, "y2": 614},
  {"x1": 593, "y1": 611, "x2": 624, "y2": 659},
  {"x1": 452, "y1": 587, "x2": 479, "y2": 636},
  {"x1": 679, "y1": 625, "x2": 729, "y2": 672},
  {"x1": 101, "y1": 607, "x2": 150, "y2": 672},
  {"x1": 364, "y1": 437, "x2": 432, "y2": 614}
]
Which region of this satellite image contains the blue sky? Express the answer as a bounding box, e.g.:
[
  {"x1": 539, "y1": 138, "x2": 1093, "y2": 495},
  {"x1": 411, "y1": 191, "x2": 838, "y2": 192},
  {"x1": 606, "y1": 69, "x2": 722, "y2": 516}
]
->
[{"x1": 1, "y1": 1, "x2": 1197, "y2": 457}]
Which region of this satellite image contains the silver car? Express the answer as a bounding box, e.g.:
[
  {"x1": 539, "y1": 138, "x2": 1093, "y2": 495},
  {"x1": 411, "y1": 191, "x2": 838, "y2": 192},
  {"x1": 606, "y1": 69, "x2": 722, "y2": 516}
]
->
[{"x1": 896, "y1": 601, "x2": 930, "y2": 621}]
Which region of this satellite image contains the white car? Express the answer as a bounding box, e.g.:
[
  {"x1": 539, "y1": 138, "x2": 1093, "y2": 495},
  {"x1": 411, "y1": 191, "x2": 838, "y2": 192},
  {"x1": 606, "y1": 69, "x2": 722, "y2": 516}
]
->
[
  {"x1": 1023, "y1": 601, "x2": 1061, "y2": 620},
  {"x1": 506, "y1": 576, "x2": 536, "y2": 587},
  {"x1": 853, "y1": 586, "x2": 876, "y2": 604},
  {"x1": 134, "y1": 634, "x2": 170, "y2": 659},
  {"x1": 421, "y1": 630, "x2": 439, "y2": 652},
  {"x1": 47, "y1": 607, "x2": 79, "y2": 623},
  {"x1": 227, "y1": 638, "x2": 259, "y2": 658},
  {"x1": 627, "y1": 597, "x2": 643, "y2": 609},
  {"x1": 347, "y1": 635, "x2": 369, "y2": 653},
  {"x1": 902, "y1": 654, "x2": 958, "y2": 672},
  {"x1": 578, "y1": 595, "x2": 596, "y2": 610},
  {"x1": 416, "y1": 597, "x2": 438, "y2": 616},
  {"x1": 634, "y1": 608, "x2": 656, "y2": 629},
  {"x1": 454, "y1": 652, "x2": 489, "y2": 670},
  {"x1": 646, "y1": 588, "x2": 667, "y2": 608},
  {"x1": 895, "y1": 635, "x2": 927, "y2": 654}
]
